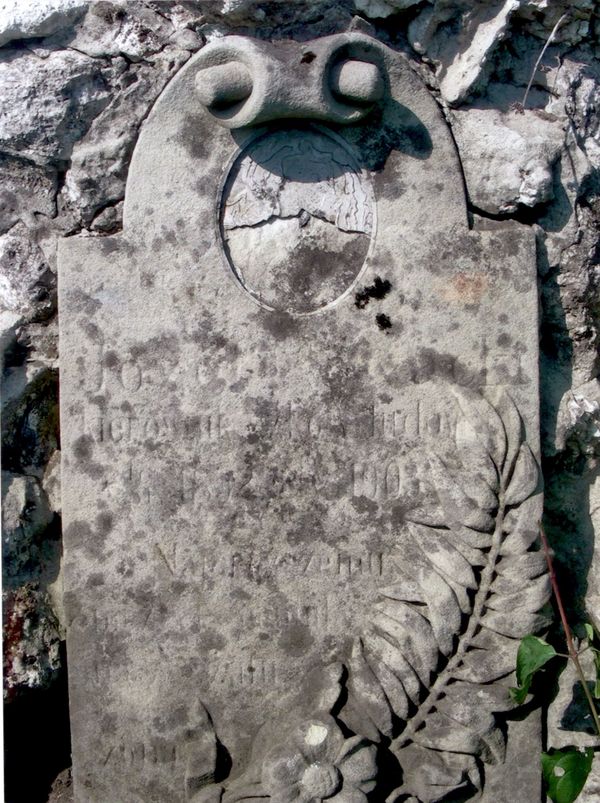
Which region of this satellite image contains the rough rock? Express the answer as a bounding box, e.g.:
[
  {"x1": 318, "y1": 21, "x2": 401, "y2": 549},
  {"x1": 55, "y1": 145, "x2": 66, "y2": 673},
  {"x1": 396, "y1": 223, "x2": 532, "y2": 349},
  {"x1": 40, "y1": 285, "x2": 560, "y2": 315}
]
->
[
  {"x1": 0, "y1": 222, "x2": 56, "y2": 321},
  {"x1": 353, "y1": 0, "x2": 421, "y2": 18},
  {"x1": 547, "y1": 646, "x2": 600, "y2": 749},
  {"x1": 517, "y1": 0, "x2": 597, "y2": 46},
  {"x1": 2, "y1": 365, "x2": 59, "y2": 475},
  {"x1": 439, "y1": 0, "x2": 520, "y2": 105},
  {"x1": 549, "y1": 57, "x2": 600, "y2": 170},
  {"x1": 0, "y1": 309, "x2": 22, "y2": 368},
  {"x1": 0, "y1": 154, "x2": 57, "y2": 234},
  {"x1": 3, "y1": 583, "x2": 62, "y2": 699},
  {"x1": 42, "y1": 450, "x2": 61, "y2": 516},
  {"x1": 452, "y1": 107, "x2": 563, "y2": 213},
  {"x1": 0, "y1": 48, "x2": 111, "y2": 165},
  {"x1": 63, "y1": 50, "x2": 192, "y2": 225},
  {"x1": 53, "y1": 2, "x2": 173, "y2": 61},
  {"x1": 1, "y1": 471, "x2": 54, "y2": 582},
  {"x1": 47, "y1": 769, "x2": 74, "y2": 803},
  {"x1": 408, "y1": 0, "x2": 521, "y2": 105},
  {"x1": 0, "y1": 0, "x2": 87, "y2": 48}
]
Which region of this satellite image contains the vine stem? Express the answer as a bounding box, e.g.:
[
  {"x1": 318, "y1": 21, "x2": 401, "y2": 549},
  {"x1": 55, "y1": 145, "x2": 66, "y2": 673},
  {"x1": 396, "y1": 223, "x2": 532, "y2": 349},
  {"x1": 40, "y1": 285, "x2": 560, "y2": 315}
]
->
[
  {"x1": 539, "y1": 523, "x2": 600, "y2": 737},
  {"x1": 520, "y1": 12, "x2": 569, "y2": 109}
]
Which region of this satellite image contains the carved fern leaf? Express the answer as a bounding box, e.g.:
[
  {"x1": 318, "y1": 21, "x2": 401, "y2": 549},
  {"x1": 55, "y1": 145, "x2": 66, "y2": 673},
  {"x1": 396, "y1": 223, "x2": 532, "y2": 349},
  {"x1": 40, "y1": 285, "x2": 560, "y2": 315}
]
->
[{"x1": 340, "y1": 389, "x2": 551, "y2": 802}]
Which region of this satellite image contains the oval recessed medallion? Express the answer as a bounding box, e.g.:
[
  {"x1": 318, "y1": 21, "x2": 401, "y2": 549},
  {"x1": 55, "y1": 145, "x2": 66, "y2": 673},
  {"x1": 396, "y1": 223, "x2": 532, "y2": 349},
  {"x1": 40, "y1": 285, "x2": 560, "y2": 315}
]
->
[{"x1": 220, "y1": 126, "x2": 375, "y2": 315}]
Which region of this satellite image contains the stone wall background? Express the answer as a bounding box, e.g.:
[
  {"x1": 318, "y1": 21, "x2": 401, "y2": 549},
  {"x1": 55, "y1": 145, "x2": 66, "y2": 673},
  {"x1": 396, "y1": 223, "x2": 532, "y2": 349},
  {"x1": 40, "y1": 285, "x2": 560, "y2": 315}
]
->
[{"x1": 0, "y1": 1, "x2": 598, "y2": 801}]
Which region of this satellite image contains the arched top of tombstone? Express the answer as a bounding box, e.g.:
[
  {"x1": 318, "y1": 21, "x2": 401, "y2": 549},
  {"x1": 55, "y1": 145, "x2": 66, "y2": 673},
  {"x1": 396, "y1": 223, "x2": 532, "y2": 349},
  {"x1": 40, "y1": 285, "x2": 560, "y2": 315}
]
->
[{"x1": 123, "y1": 33, "x2": 467, "y2": 238}]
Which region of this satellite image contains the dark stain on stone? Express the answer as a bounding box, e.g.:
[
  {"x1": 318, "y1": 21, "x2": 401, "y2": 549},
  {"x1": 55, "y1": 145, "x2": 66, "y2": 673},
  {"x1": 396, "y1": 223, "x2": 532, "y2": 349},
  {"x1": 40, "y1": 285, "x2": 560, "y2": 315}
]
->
[
  {"x1": 279, "y1": 620, "x2": 313, "y2": 656},
  {"x1": 73, "y1": 435, "x2": 93, "y2": 461},
  {"x1": 103, "y1": 350, "x2": 119, "y2": 369},
  {"x1": 64, "y1": 520, "x2": 92, "y2": 543},
  {"x1": 99, "y1": 238, "x2": 119, "y2": 255},
  {"x1": 376, "y1": 313, "x2": 392, "y2": 331},
  {"x1": 260, "y1": 311, "x2": 300, "y2": 340},
  {"x1": 351, "y1": 496, "x2": 379, "y2": 515},
  {"x1": 90, "y1": 395, "x2": 107, "y2": 410},
  {"x1": 198, "y1": 628, "x2": 226, "y2": 652},
  {"x1": 178, "y1": 113, "x2": 210, "y2": 161},
  {"x1": 355, "y1": 276, "x2": 392, "y2": 309},
  {"x1": 87, "y1": 573, "x2": 105, "y2": 587},
  {"x1": 300, "y1": 51, "x2": 316, "y2": 64},
  {"x1": 84, "y1": 322, "x2": 102, "y2": 343},
  {"x1": 72, "y1": 435, "x2": 104, "y2": 478},
  {"x1": 96, "y1": 512, "x2": 113, "y2": 535},
  {"x1": 497, "y1": 333, "x2": 512, "y2": 347}
]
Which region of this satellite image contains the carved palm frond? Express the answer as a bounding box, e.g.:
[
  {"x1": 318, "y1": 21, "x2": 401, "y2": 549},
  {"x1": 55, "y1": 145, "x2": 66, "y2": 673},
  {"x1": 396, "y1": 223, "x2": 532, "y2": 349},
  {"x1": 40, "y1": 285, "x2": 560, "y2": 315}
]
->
[{"x1": 339, "y1": 389, "x2": 551, "y2": 802}]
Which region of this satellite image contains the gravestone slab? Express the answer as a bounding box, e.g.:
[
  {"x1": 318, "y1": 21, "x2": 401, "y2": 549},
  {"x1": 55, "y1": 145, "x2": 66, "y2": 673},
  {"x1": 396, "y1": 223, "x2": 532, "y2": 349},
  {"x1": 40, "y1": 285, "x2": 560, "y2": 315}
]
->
[{"x1": 58, "y1": 33, "x2": 550, "y2": 803}]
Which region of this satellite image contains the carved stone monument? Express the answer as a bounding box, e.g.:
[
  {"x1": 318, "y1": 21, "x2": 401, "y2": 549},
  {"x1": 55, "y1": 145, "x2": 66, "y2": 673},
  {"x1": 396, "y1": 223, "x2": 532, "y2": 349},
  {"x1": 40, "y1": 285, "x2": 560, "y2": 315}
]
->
[{"x1": 58, "y1": 32, "x2": 550, "y2": 803}]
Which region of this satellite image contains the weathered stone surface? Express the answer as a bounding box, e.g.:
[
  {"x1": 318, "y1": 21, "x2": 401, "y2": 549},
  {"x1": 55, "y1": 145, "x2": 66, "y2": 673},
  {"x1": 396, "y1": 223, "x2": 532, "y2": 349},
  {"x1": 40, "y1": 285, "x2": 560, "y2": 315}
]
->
[
  {"x1": 54, "y1": 2, "x2": 173, "y2": 61},
  {"x1": 2, "y1": 470, "x2": 54, "y2": 579},
  {"x1": 3, "y1": 582, "x2": 63, "y2": 698},
  {"x1": 0, "y1": 222, "x2": 56, "y2": 321},
  {"x1": 0, "y1": 154, "x2": 57, "y2": 234},
  {"x1": 0, "y1": 0, "x2": 87, "y2": 48},
  {"x1": 0, "y1": 48, "x2": 111, "y2": 165},
  {"x1": 0, "y1": 2, "x2": 598, "y2": 800},
  {"x1": 452, "y1": 107, "x2": 563, "y2": 214},
  {"x1": 353, "y1": 0, "x2": 421, "y2": 18},
  {"x1": 59, "y1": 31, "x2": 548, "y2": 803},
  {"x1": 63, "y1": 51, "x2": 192, "y2": 225}
]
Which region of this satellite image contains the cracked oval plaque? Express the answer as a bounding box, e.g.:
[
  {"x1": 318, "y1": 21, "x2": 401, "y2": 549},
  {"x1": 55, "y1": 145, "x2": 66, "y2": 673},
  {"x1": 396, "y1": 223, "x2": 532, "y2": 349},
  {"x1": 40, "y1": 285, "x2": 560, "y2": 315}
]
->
[
  {"x1": 58, "y1": 32, "x2": 548, "y2": 803},
  {"x1": 220, "y1": 126, "x2": 375, "y2": 315}
]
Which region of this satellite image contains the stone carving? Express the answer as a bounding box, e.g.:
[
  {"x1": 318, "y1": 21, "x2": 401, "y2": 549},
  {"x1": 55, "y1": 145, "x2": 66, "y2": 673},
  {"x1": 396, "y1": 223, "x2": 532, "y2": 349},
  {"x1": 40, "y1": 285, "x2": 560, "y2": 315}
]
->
[
  {"x1": 188, "y1": 388, "x2": 550, "y2": 803},
  {"x1": 58, "y1": 30, "x2": 547, "y2": 803},
  {"x1": 221, "y1": 127, "x2": 374, "y2": 314},
  {"x1": 193, "y1": 36, "x2": 387, "y2": 128}
]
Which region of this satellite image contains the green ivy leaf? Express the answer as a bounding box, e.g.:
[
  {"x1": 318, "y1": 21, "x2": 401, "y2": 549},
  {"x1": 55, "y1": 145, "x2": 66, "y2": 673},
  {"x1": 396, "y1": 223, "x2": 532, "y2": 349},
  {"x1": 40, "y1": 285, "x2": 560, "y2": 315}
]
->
[
  {"x1": 584, "y1": 623, "x2": 594, "y2": 642},
  {"x1": 509, "y1": 635, "x2": 557, "y2": 704},
  {"x1": 542, "y1": 748, "x2": 594, "y2": 803}
]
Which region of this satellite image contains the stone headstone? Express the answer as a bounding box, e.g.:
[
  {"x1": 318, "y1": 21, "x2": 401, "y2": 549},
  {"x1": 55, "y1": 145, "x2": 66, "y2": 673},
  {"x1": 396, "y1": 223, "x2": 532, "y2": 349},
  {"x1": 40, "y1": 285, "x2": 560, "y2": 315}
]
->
[{"x1": 58, "y1": 32, "x2": 550, "y2": 803}]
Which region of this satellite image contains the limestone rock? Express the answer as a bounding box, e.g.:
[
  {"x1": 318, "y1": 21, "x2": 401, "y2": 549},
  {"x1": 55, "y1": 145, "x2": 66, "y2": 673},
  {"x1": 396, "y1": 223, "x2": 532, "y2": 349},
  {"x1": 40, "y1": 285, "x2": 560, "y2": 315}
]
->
[
  {"x1": 517, "y1": 0, "x2": 596, "y2": 46},
  {"x1": 439, "y1": 0, "x2": 520, "y2": 105},
  {"x1": 3, "y1": 583, "x2": 62, "y2": 698},
  {"x1": 42, "y1": 450, "x2": 62, "y2": 516},
  {"x1": 353, "y1": 0, "x2": 422, "y2": 18},
  {"x1": 0, "y1": 154, "x2": 57, "y2": 235},
  {"x1": 63, "y1": 51, "x2": 192, "y2": 225},
  {"x1": 1, "y1": 471, "x2": 54, "y2": 583},
  {"x1": 549, "y1": 58, "x2": 600, "y2": 170},
  {"x1": 0, "y1": 0, "x2": 87, "y2": 48},
  {"x1": 0, "y1": 309, "x2": 22, "y2": 370},
  {"x1": 451, "y1": 107, "x2": 563, "y2": 214},
  {"x1": 0, "y1": 48, "x2": 111, "y2": 165},
  {"x1": 2, "y1": 365, "x2": 59, "y2": 474},
  {"x1": 55, "y1": 2, "x2": 172, "y2": 61},
  {"x1": 0, "y1": 222, "x2": 56, "y2": 321},
  {"x1": 16, "y1": 317, "x2": 59, "y2": 371},
  {"x1": 47, "y1": 768, "x2": 74, "y2": 803}
]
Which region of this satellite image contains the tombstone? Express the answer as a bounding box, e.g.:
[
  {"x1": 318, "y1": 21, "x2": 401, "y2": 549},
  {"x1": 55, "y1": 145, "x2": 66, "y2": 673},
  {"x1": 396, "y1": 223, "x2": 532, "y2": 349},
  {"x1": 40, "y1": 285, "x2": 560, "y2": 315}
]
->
[{"x1": 58, "y1": 32, "x2": 550, "y2": 803}]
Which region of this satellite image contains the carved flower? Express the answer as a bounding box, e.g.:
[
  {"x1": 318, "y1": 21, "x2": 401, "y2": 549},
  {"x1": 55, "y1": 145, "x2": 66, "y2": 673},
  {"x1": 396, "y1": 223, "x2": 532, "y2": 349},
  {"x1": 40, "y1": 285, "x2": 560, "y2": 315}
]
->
[{"x1": 261, "y1": 716, "x2": 377, "y2": 802}]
